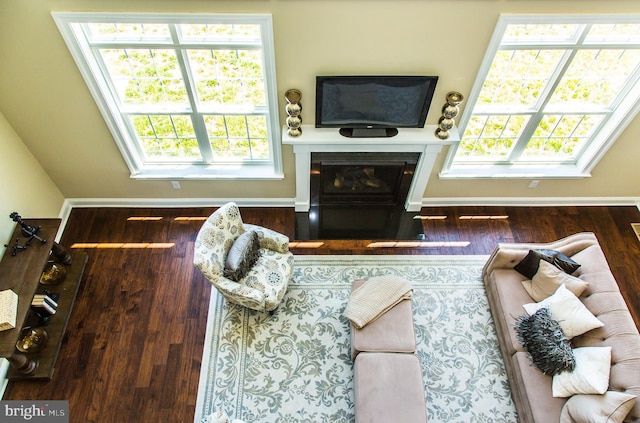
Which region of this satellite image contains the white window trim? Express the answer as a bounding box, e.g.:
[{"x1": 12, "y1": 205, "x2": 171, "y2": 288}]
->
[
  {"x1": 441, "y1": 14, "x2": 640, "y2": 180},
  {"x1": 52, "y1": 12, "x2": 283, "y2": 180}
]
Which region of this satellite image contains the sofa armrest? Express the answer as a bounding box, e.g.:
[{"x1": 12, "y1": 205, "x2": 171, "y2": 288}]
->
[
  {"x1": 214, "y1": 275, "x2": 266, "y2": 310},
  {"x1": 482, "y1": 232, "x2": 599, "y2": 278},
  {"x1": 243, "y1": 223, "x2": 290, "y2": 254}
]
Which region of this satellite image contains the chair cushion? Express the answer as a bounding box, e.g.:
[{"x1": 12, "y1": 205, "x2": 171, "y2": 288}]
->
[{"x1": 224, "y1": 231, "x2": 261, "y2": 281}]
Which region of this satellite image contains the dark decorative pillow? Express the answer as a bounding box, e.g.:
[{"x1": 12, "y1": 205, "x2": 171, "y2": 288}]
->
[
  {"x1": 223, "y1": 231, "x2": 261, "y2": 281},
  {"x1": 514, "y1": 249, "x2": 581, "y2": 279},
  {"x1": 514, "y1": 307, "x2": 576, "y2": 376}
]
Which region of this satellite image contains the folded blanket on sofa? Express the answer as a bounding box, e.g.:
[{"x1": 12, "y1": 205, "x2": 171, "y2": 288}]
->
[{"x1": 343, "y1": 276, "x2": 413, "y2": 329}]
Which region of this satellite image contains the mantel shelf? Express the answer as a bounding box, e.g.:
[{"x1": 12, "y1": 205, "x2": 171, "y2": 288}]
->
[{"x1": 282, "y1": 125, "x2": 460, "y2": 146}]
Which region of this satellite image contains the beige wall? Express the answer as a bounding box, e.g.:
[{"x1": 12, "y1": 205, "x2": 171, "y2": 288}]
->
[
  {"x1": 0, "y1": 111, "x2": 65, "y2": 256},
  {"x1": 1, "y1": 0, "x2": 639, "y2": 203}
]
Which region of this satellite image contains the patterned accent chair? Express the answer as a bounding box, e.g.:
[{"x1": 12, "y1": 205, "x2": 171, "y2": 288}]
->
[{"x1": 194, "y1": 202, "x2": 294, "y2": 312}]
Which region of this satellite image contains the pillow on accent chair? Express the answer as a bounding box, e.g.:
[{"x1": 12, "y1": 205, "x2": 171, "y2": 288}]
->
[
  {"x1": 514, "y1": 307, "x2": 575, "y2": 375},
  {"x1": 223, "y1": 231, "x2": 261, "y2": 281},
  {"x1": 523, "y1": 260, "x2": 589, "y2": 302},
  {"x1": 523, "y1": 284, "x2": 604, "y2": 339},
  {"x1": 560, "y1": 391, "x2": 637, "y2": 423},
  {"x1": 514, "y1": 249, "x2": 581, "y2": 279},
  {"x1": 552, "y1": 346, "x2": 612, "y2": 398}
]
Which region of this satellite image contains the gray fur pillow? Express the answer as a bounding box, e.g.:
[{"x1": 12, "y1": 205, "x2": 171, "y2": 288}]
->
[
  {"x1": 515, "y1": 307, "x2": 576, "y2": 376},
  {"x1": 224, "y1": 231, "x2": 261, "y2": 281}
]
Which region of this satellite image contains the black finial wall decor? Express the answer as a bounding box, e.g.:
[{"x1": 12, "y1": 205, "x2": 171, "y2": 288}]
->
[
  {"x1": 10, "y1": 212, "x2": 46, "y2": 245},
  {"x1": 3, "y1": 212, "x2": 48, "y2": 256},
  {"x1": 4, "y1": 238, "x2": 27, "y2": 256}
]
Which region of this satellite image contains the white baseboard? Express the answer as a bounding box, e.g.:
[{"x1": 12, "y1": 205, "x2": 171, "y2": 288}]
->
[
  {"x1": 63, "y1": 197, "x2": 295, "y2": 209},
  {"x1": 422, "y1": 196, "x2": 640, "y2": 209}
]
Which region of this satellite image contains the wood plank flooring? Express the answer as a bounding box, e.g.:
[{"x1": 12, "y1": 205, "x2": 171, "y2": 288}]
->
[{"x1": 3, "y1": 205, "x2": 640, "y2": 422}]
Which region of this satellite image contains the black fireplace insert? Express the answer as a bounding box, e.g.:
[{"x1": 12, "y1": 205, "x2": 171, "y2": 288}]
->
[
  {"x1": 296, "y1": 152, "x2": 424, "y2": 240},
  {"x1": 310, "y1": 152, "x2": 419, "y2": 206}
]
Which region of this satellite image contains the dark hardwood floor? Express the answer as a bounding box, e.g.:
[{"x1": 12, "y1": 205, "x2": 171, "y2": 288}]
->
[{"x1": 4, "y1": 205, "x2": 640, "y2": 422}]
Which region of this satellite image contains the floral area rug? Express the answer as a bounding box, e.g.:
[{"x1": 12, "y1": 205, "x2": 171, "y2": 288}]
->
[{"x1": 194, "y1": 255, "x2": 518, "y2": 423}]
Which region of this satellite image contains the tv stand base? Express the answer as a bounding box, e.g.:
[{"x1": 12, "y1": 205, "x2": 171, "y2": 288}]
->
[{"x1": 340, "y1": 128, "x2": 398, "y2": 138}]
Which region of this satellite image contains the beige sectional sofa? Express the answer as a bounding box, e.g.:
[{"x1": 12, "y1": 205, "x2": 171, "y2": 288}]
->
[{"x1": 482, "y1": 232, "x2": 640, "y2": 422}]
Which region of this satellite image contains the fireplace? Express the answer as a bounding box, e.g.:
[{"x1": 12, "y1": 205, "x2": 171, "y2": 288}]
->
[
  {"x1": 283, "y1": 124, "x2": 460, "y2": 239},
  {"x1": 310, "y1": 152, "x2": 419, "y2": 207},
  {"x1": 295, "y1": 152, "x2": 423, "y2": 239}
]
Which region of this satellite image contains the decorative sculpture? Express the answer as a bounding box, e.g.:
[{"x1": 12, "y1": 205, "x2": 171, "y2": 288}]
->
[
  {"x1": 10, "y1": 212, "x2": 46, "y2": 245},
  {"x1": 4, "y1": 238, "x2": 27, "y2": 256},
  {"x1": 285, "y1": 89, "x2": 302, "y2": 137},
  {"x1": 435, "y1": 91, "x2": 464, "y2": 140}
]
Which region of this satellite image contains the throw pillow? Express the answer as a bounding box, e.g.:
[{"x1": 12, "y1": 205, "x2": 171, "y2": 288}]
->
[
  {"x1": 560, "y1": 391, "x2": 637, "y2": 423},
  {"x1": 552, "y1": 346, "x2": 612, "y2": 398},
  {"x1": 522, "y1": 260, "x2": 589, "y2": 302},
  {"x1": 523, "y1": 284, "x2": 604, "y2": 339},
  {"x1": 223, "y1": 231, "x2": 261, "y2": 281},
  {"x1": 514, "y1": 307, "x2": 575, "y2": 375},
  {"x1": 514, "y1": 249, "x2": 581, "y2": 279}
]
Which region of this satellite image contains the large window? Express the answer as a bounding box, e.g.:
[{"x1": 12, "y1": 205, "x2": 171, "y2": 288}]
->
[
  {"x1": 53, "y1": 13, "x2": 282, "y2": 179},
  {"x1": 442, "y1": 15, "x2": 640, "y2": 178}
]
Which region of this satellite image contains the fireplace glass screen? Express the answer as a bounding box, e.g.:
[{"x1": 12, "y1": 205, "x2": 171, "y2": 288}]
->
[{"x1": 311, "y1": 152, "x2": 419, "y2": 206}]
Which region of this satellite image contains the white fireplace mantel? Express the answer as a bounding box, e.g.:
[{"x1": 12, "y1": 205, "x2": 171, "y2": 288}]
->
[{"x1": 282, "y1": 124, "x2": 460, "y2": 212}]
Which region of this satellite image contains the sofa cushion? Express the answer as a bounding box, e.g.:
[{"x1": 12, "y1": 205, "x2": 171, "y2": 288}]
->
[
  {"x1": 559, "y1": 391, "x2": 637, "y2": 423},
  {"x1": 512, "y1": 351, "x2": 567, "y2": 422},
  {"x1": 514, "y1": 249, "x2": 581, "y2": 279},
  {"x1": 569, "y1": 245, "x2": 612, "y2": 278},
  {"x1": 515, "y1": 307, "x2": 575, "y2": 375},
  {"x1": 487, "y1": 268, "x2": 533, "y2": 355},
  {"x1": 523, "y1": 284, "x2": 604, "y2": 339},
  {"x1": 552, "y1": 347, "x2": 612, "y2": 398},
  {"x1": 523, "y1": 260, "x2": 589, "y2": 302},
  {"x1": 223, "y1": 231, "x2": 261, "y2": 281}
]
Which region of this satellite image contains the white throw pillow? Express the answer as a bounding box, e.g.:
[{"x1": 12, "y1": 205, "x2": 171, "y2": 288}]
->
[
  {"x1": 552, "y1": 347, "x2": 612, "y2": 398},
  {"x1": 523, "y1": 260, "x2": 589, "y2": 302},
  {"x1": 523, "y1": 284, "x2": 604, "y2": 339},
  {"x1": 560, "y1": 391, "x2": 637, "y2": 423}
]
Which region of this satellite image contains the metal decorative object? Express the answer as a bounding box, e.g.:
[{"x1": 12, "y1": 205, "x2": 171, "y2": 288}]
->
[
  {"x1": 16, "y1": 327, "x2": 49, "y2": 353},
  {"x1": 285, "y1": 89, "x2": 302, "y2": 137},
  {"x1": 40, "y1": 262, "x2": 67, "y2": 286},
  {"x1": 4, "y1": 238, "x2": 27, "y2": 256},
  {"x1": 10, "y1": 212, "x2": 47, "y2": 244},
  {"x1": 435, "y1": 91, "x2": 464, "y2": 140}
]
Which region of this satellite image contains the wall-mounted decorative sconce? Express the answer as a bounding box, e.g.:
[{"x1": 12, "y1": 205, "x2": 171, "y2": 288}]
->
[
  {"x1": 435, "y1": 91, "x2": 464, "y2": 140},
  {"x1": 285, "y1": 89, "x2": 302, "y2": 137}
]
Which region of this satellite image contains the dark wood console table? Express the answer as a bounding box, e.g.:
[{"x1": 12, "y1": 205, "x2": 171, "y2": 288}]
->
[{"x1": 0, "y1": 218, "x2": 87, "y2": 380}]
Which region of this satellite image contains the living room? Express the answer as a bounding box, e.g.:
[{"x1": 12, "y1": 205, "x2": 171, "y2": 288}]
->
[{"x1": 2, "y1": 1, "x2": 640, "y2": 422}]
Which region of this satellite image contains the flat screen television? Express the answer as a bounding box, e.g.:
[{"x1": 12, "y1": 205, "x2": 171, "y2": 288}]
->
[{"x1": 315, "y1": 75, "x2": 438, "y2": 138}]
